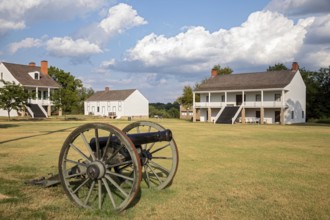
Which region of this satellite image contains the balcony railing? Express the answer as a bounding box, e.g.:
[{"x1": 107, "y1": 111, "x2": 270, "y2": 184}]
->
[
  {"x1": 194, "y1": 102, "x2": 226, "y2": 108},
  {"x1": 27, "y1": 99, "x2": 54, "y2": 106},
  {"x1": 195, "y1": 101, "x2": 285, "y2": 108}
]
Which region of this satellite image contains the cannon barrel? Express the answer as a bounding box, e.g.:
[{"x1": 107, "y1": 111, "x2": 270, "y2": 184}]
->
[{"x1": 90, "y1": 129, "x2": 172, "y2": 149}]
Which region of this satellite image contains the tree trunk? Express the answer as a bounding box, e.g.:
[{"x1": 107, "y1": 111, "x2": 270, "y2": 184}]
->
[{"x1": 7, "y1": 110, "x2": 11, "y2": 121}]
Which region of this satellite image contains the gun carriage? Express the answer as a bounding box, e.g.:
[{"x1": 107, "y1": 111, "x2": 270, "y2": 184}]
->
[{"x1": 41, "y1": 121, "x2": 179, "y2": 212}]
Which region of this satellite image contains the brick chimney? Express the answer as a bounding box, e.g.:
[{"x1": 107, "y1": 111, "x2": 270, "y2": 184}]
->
[
  {"x1": 29, "y1": 62, "x2": 36, "y2": 67},
  {"x1": 105, "y1": 87, "x2": 110, "y2": 91},
  {"x1": 291, "y1": 62, "x2": 299, "y2": 71},
  {"x1": 211, "y1": 68, "x2": 217, "y2": 78},
  {"x1": 40, "y1": 60, "x2": 48, "y2": 75}
]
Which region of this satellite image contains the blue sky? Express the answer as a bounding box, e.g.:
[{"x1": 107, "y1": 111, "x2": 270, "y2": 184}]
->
[{"x1": 1, "y1": 0, "x2": 330, "y2": 102}]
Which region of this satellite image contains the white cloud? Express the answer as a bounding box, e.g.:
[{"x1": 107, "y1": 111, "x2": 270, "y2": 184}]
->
[
  {"x1": 8, "y1": 37, "x2": 42, "y2": 54},
  {"x1": 0, "y1": 19, "x2": 25, "y2": 34},
  {"x1": 112, "y1": 11, "x2": 313, "y2": 75},
  {"x1": 265, "y1": 0, "x2": 330, "y2": 16},
  {"x1": 46, "y1": 37, "x2": 102, "y2": 57},
  {"x1": 304, "y1": 14, "x2": 330, "y2": 44},
  {"x1": 0, "y1": 0, "x2": 107, "y2": 35},
  {"x1": 98, "y1": 3, "x2": 147, "y2": 35},
  {"x1": 304, "y1": 49, "x2": 330, "y2": 68}
]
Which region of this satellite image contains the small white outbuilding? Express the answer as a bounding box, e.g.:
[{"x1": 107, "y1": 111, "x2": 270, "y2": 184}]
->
[{"x1": 84, "y1": 87, "x2": 149, "y2": 119}]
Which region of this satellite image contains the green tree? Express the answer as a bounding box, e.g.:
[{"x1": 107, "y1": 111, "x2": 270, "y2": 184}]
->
[
  {"x1": 72, "y1": 87, "x2": 94, "y2": 114},
  {"x1": 267, "y1": 63, "x2": 288, "y2": 71},
  {"x1": 149, "y1": 102, "x2": 180, "y2": 118},
  {"x1": 176, "y1": 86, "x2": 193, "y2": 109},
  {"x1": 212, "y1": 64, "x2": 233, "y2": 75},
  {"x1": 301, "y1": 66, "x2": 330, "y2": 120},
  {"x1": 48, "y1": 66, "x2": 83, "y2": 115},
  {"x1": 0, "y1": 80, "x2": 30, "y2": 120}
]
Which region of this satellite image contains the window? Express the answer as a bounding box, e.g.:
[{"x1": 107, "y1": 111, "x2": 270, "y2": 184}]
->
[
  {"x1": 302, "y1": 111, "x2": 305, "y2": 119},
  {"x1": 34, "y1": 72, "x2": 39, "y2": 80},
  {"x1": 291, "y1": 111, "x2": 294, "y2": 119},
  {"x1": 38, "y1": 91, "x2": 42, "y2": 100},
  {"x1": 275, "y1": 94, "x2": 281, "y2": 102},
  {"x1": 256, "y1": 111, "x2": 260, "y2": 118},
  {"x1": 221, "y1": 95, "x2": 225, "y2": 102},
  {"x1": 206, "y1": 95, "x2": 209, "y2": 102},
  {"x1": 43, "y1": 91, "x2": 48, "y2": 99},
  {"x1": 256, "y1": 94, "x2": 261, "y2": 101},
  {"x1": 97, "y1": 107, "x2": 100, "y2": 112},
  {"x1": 31, "y1": 90, "x2": 36, "y2": 100}
]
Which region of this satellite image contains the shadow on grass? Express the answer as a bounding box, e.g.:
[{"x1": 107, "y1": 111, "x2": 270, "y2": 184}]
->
[
  {"x1": 64, "y1": 117, "x2": 85, "y2": 121},
  {"x1": 0, "y1": 124, "x2": 20, "y2": 129},
  {"x1": 292, "y1": 122, "x2": 330, "y2": 127},
  {"x1": 126, "y1": 188, "x2": 142, "y2": 210},
  {"x1": 0, "y1": 126, "x2": 77, "y2": 145}
]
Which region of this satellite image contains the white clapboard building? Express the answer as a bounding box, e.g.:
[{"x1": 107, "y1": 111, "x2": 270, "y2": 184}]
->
[{"x1": 84, "y1": 87, "x2": 149, "y2": 119}]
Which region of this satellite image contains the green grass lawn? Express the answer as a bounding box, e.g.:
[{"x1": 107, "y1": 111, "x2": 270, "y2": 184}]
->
[{"x1": 0, "y1": 118, "x2": 329, "y2": 219}]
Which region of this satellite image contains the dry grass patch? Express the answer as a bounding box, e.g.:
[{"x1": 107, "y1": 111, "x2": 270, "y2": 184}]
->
[{"x1": 0, "y1": 119, "x2": 330, "y2": 219}]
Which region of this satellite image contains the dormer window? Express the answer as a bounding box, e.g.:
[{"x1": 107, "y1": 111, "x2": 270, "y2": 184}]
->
[{"x1": 28, "y1": 71, "x2": 40, "y2": 80}]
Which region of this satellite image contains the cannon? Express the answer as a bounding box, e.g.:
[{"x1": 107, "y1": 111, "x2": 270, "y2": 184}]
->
[{"x1": 27, "y1": 121, "x2": 179, "y2": 212}]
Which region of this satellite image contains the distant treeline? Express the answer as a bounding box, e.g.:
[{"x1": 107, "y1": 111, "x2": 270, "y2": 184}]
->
[{"x1": 149, "y1": 102, "x2": 180, "y2": 118}]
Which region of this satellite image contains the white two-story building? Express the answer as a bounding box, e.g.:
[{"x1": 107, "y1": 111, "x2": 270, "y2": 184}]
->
[
  {"x1": 193, "y1": 62, "x2": 306, "y2": 124},
  {"x1": 0, "y1": 61, "x2": 61, "y2": 118}
]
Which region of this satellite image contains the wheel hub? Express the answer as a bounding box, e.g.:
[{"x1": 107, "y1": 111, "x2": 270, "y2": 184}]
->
[
  {"x1": 141, "y1": 149, "x2": 152, "y2": 165},
  {"x1": 87, "y1": 161, "x2": 105, "y2": 180}
]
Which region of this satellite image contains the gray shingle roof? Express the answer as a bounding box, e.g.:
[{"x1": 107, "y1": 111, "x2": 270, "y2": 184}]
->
[
  {"x1": 2, "y1": 62, "x2": 60, "y2": 88},
  {"x1": 86, "y1": 89, "x2": 136, "y2": 101},
  {"x1": 195, "y1": 70, "x2": 297, "y2": 91}
]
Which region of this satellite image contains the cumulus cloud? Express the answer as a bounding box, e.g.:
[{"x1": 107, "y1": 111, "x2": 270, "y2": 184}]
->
[
  {"x1": 77, "y1": 3, "x2": 147, "y2": 46},
  {"x1": 265, "y1": 0, "x2": 330, "y2": 16},
  {"x1": 108, "y1": 11, "x2": 314, "y2": 75},
  {"x1": 46, "y1": 37, "x2": 102, "y2": 57},
  {"x1": 99, "y1": 3, "x2": 147, "y2": 35},
  {"x1": 8, "y1": 37, "x2": 42, "y2": 54},
  {"x1": 0, "y1": 0, "x2": 107, "y2": 35}
]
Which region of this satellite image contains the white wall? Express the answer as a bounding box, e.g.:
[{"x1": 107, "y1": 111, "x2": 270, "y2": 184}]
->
[
  {"x1": 0, "y1": 63, "x2": 20, "y2": 86},
  {"x1": 0, "y1": 63, "x2": 20, "y2": 116},
  {"x1": 85, "y1": 100, "x2": 122, "y2": 117},
  {"x1": 84, "y1": 90, "x2": 149, "y2": 118},
  {"x1": 123, "y1": 90, "x2": 149, "y2": 117},
  {"x1": 284, "y1": 70, "x2": 306, "y2": 124}
]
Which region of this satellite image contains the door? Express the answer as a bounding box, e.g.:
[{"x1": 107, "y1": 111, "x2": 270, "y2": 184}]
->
[
  {"x1": 236, "y1": 95, "x2": 242, "y2": 106},
  {"x1": 275, "y1": 111, "x2": 281, "y2": 123}
]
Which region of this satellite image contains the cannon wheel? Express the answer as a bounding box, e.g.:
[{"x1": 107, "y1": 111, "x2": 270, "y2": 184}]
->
[
  {"x1": 123, "y1": 121, "x2": 179, "y2": 190},
  {"x1": 58, "y1": 123, "x2": 142, "y2": 211}
]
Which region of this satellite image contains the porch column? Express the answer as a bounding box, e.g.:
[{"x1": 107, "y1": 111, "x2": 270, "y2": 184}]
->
[
  {"x1": 241, "y1": 108, "x2": 246, "y2": 124},
  {"x1": 193, "y1": 92, "x2": 196, "y2": 122},
  {"x1": 47, "y1": 105, "x2": 51, "y2": 117},
  {"x1": 35, "y1": 87, "x2": 38, "y2": 100},
  {"x1": 261, "y1": 90, "x2": 264, "y2": 107},
  {"x1": 225, "y1": 91, "x2": 227, "y2": 106},
  {"x1": 47, "y1": 88, "x2": 51, "y2": 116},
  {"x1": 242, "y1": 91, "x2": 245, "y2": 106},
  {"x1": 193, "y1": 108, "x2": 196, "y2": 122},
  {"x1": 261, "y1": 90, "x2": 264, "y2": 124},
  {"x1": 281, "y1": 90, "x2": 285, "y2": 125},
  {"x1": 260, "y1": 107, "x2": 264, "y2": 124},
  {"x1": 208, "y1": 107, "x2": 212, "y2": 123},
  {"x1": 280, "y1": 108, "x2": 284, "y2": 125}
]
